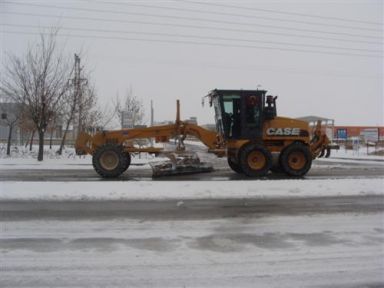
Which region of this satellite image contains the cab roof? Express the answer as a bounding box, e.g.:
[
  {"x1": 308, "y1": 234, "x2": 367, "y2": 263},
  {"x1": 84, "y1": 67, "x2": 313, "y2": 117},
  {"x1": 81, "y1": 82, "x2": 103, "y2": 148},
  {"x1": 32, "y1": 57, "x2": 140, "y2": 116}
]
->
[{"x1": 209, "y1": 89, "x2": 268, "y2": 95}]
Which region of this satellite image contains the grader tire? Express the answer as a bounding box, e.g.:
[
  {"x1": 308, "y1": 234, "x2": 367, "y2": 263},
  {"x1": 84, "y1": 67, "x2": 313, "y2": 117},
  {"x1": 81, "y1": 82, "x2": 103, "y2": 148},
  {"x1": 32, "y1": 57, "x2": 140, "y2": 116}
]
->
[
  {"x1": 239, "y1": 144, "x2": 272, "y2": 177},
  {"x1": 92, "y1": 144, "x2": 128, "y2": 178},
  {"x1": 227, "y1": 157, "x2": 243, "y2": 174},
  {"x1": 122, "y1": 152, "x2": 132, "y2": 172},
  {"x1": 280, "y1": 143, "x2": 312, "y2": 177}
]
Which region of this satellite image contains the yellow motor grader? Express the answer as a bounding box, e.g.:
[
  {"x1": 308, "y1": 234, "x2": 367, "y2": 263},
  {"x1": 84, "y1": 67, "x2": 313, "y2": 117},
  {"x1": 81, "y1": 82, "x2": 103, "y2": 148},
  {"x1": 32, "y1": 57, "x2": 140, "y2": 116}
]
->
[{"x1": 75, "y1": 89, "x2": 334, "y2": 178}]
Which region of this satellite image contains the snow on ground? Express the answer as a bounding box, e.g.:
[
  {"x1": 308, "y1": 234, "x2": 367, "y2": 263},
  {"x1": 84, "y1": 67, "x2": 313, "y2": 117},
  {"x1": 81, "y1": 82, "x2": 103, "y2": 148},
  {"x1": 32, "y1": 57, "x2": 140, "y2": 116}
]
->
[
  {"x1": 315, "y1": 157, "x2": 384, "y2": 166},
  {"x1": 2, "y1": 210, "x2": 383, "y2": 287},
  {"x1": 331, "y1": 146, "x2": 384, "y2": 161},
  {"x1": 0, "y1": 154, "x2": 164, "y2": 170},
  {"x1": 1, "y1": 178, "x2": 383, "y2": 201},
  {"x1": 0, "y1": 145, "x2": 169, "y2": 170},
  {"x1": 1, "y1": 212, "x2": 383, "y2": 288}
]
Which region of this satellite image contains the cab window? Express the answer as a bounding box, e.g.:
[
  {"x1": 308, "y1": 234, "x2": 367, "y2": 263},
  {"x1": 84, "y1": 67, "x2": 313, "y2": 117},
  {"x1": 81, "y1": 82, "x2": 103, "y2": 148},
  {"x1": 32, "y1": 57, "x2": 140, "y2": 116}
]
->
[{"x1": 245, "y1": 95, "x2": 261, "y2": 127}]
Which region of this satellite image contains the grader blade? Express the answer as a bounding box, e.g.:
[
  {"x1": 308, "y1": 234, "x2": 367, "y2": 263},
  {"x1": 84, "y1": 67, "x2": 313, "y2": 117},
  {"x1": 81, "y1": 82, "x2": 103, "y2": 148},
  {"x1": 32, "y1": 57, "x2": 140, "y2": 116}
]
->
[{"x1": 150, "y1": 152, "x2": 213, "y2": 177}]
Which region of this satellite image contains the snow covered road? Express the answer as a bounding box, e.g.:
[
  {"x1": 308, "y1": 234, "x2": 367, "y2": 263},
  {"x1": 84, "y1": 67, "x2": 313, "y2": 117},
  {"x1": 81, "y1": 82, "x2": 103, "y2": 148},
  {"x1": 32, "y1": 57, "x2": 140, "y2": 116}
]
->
[
  {"x1": 1, "y1": 204, "x2": 383, "y2": 287},
  {"x1": 1, "y1": 178, "x2": 384, "y2": 287}
]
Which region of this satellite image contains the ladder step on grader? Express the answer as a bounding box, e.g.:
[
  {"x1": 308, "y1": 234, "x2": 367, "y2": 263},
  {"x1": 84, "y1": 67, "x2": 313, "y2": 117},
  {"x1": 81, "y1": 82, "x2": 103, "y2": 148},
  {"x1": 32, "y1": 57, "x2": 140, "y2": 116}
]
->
[{"x1": 75, "y1": 88, "x2": 337, "y2": 178}]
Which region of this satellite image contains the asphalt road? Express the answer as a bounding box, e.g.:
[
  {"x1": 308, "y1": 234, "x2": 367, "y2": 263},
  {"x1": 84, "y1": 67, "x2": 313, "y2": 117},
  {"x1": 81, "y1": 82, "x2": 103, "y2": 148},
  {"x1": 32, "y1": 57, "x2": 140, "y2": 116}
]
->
[
  {"x1": 1, "y1": 195, "x2": 383, "y2": 287},
  {"x1": 0, "y1": 157, "x2": 383, "y2": 181},
  {"x1": 1, "y1": 194, "x2": 384, "y2": 220}
]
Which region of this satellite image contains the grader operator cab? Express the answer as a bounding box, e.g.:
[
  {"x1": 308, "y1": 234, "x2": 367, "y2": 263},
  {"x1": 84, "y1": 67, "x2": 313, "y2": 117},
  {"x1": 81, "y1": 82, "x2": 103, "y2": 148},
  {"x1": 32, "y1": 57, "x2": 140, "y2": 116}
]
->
[
  {"x1": 75, "y1": 88, "x2": 334, "y2": 178},
  {"x1": 210, "y1": 89, "x2": 275, "y2": 140}
]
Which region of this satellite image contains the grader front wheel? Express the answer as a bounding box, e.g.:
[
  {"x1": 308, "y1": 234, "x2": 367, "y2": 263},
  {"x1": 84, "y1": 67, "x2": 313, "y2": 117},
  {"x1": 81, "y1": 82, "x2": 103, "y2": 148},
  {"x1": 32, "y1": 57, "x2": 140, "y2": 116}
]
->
[{"x1": 92, "y1": 144, "x2": 128, "y2": 178}]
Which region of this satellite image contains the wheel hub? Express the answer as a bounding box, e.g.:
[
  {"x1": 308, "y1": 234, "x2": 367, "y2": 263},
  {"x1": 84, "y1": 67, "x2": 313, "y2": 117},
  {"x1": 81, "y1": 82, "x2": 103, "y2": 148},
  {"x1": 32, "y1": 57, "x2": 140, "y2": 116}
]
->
[
  {"x1": 99, "y1": 151, "x2": 119, "y2": 170},
  {"x1": 288, "y1": 151, "x2": 306, "y2": 170},
  {"x1": 247, "y1": 151, "x2": 266, "y2": 170}
]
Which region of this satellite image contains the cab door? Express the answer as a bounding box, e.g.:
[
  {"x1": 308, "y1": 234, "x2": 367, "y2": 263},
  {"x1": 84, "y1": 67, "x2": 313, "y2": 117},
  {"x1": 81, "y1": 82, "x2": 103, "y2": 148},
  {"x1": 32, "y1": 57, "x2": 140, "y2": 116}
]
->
[
  {"x1": 221, "y1": 93, "x2": 241, "y2": 139},
  {"x1": 241, "y1": 91, "x2": 265, "y2": 140}
]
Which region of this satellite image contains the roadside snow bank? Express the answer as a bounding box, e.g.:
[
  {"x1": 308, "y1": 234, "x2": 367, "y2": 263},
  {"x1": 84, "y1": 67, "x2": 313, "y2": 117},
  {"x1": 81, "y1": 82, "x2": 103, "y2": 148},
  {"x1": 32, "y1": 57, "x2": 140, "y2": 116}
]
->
[
  {"x1": 0, "y1": 154, "x2": 167, "y2": 170},
  {"x1": 0, "y1": 179, "x2": 382, "y2": 201},
  {"x1": 331, "y1": 147, "x2": 384, "y2": 161}
]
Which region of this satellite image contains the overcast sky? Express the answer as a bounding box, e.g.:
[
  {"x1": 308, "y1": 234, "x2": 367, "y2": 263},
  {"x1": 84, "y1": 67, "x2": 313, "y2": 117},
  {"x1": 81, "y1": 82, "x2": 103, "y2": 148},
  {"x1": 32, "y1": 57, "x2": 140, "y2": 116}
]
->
[{"x1": 1, "y1": 0, "x2": 383, "y2": 126}]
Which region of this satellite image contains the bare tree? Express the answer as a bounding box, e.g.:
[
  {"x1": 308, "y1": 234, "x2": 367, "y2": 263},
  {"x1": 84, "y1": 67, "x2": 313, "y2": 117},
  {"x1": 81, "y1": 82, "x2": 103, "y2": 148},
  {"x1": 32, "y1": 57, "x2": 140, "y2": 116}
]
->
[
  {"x1": 29, "y1": 130, "x2": 36, "y2": 151},
  {"x1": 48, "y1": 114, "x2": 58, "y2": 149},
  {"x1": 116, "y1": 88, "x2": 145, "y2": 128},
  {"x1": 0, "y1": 103, "x2": 22, "y2": 155},
  {"x1": 57, "y1": 83, "x2": 98, "y2": 155},
  {"x1": 93, "y1": 99, "x2": 120, "y2": 130},
  {"x1": 18, "y1": 114, "x2": 36, "y2": 150},
  {"x1": 0, "y1": 29, "x2": 71, "y2": 161},
  {"x1": 78, "y1": 85, "x2": 98, "y2": 131},
  {"x1": 57, "y1": 60, "x2": 99, "y2": 155},
  {"x1": 57, "y1": 89, "x2": 78, "y2": 155}
]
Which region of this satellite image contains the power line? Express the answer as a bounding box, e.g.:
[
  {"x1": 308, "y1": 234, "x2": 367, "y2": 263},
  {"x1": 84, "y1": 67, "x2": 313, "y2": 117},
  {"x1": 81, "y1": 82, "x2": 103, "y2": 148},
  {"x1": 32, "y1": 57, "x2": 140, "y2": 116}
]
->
[
  {"x1": 1, "y1": 42, "x2": 381, "y2": 84},
  {"x1": 179, "y1": 0, "x2": 383, "y2": 26},
  {"x1": 1, "y1": 11, "x2": 381, "y2": 47},
  {"x1": 3, "y1": 30, "x2": 381, "y2": 58},
  {"x1": 3, "y1": 1, "x2": 381, "y2": 40},
  {"x1": 2, "y1": 23, "x2": 381, "y2": 55},
  {"x1": 88, "y1": 0, "x2": 382, "y2": 33},
  {"x1": 67, "y1": 53, "x2": 382, "y2": 80}
]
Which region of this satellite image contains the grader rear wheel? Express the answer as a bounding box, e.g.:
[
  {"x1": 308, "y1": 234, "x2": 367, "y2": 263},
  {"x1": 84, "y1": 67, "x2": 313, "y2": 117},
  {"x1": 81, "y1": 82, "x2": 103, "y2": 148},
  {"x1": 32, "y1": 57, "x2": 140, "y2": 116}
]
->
[
  {"x1": 92, "y1": 144, "x2": 128, "y2": 178},
  {"x1": 239, "y1": 144, "x2": 272, "y2": 177},
  {"x1": 279, "y1": 143, "x2": 312, "y2": 177}
]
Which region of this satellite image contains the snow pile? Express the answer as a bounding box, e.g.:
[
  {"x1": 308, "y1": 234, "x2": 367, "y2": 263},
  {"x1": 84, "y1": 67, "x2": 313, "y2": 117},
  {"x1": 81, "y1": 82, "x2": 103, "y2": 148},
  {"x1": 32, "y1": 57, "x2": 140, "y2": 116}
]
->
[
  {"x1": 0, "y1": 144, "x2": 79, "y2": 159},
  {"x1": 331, "y1": 146, "x2": 384, "y2": 161},
  {"x1": 0, "y1": 145, "x2": 168, "y2": 170},
  {"x1": 1, "y1": 178, "x2": 382, "y2": 201}
]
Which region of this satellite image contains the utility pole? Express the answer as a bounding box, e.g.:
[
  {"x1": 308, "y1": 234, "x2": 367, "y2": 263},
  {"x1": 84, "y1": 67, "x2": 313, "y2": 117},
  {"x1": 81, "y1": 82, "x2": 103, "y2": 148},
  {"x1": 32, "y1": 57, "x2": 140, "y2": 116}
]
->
[
  {"x1": 58, "y1": 55, "x2": 87, "y2": 155},
  {"x1": 72, "y1": 54, "x2": 87, "y2": 137}
]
